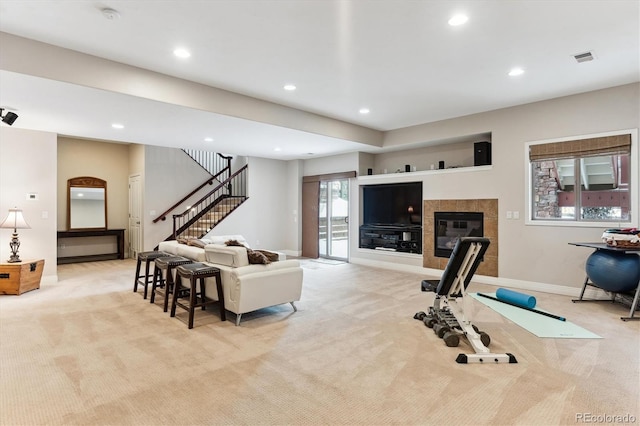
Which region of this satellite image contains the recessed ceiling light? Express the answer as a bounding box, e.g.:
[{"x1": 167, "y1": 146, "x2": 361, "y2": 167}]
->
[
  {"x1": 111, "y1": 123, "x2": 124, "y2": 129},
  {"x1": 508, "y1": 67, "x2": 525, "y2": 76},
  {"x1": 173, "y1": 48, "x2": 191, "y2": 59},
  {"x1": 274, "y1": 147, "x2": 282, "y2": 152},
  {"x1": 359, "y1": 108, "x2": 370, "y2": 114},
  {"x1": 283, "y1": 84, "x2": 297, "y2": 91},
  {"x1": 448, "y1": 14, "x2": 468, "y2": 26},
  {"x1": 204, "y1": 137, "x2": 214, "y2": 142},
  {"x1": 101, "y1": 7, "x2": 120, "y2": 20}
]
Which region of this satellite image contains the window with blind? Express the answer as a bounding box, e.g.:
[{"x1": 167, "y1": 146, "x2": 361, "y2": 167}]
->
[{"x1": 528, "y1": 133, "x2": 632, "y2": 222}]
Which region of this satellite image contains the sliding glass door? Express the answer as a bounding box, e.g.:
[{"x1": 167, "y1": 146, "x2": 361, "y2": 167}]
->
[{"x1": 319, "y1": 179, "x2": 349, "y2": 260}]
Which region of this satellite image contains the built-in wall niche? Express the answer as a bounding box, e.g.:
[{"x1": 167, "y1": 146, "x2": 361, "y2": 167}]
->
[
  {"x1": 359, "y1": 181, "x2": 423, "y2": 253},
  {"x1": 365, "y1": 133, "x2": 491, "y2": 175}
]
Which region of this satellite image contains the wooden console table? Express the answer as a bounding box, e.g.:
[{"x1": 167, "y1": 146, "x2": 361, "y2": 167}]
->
[
  {"x1": 57, "y1": 229, "x2": 125, "y2": 264},
  {"x1": 0, "y1": 259, "x2": 45, "y2": 295},
  {"x1": 569, "y1": 242, "x2": 640, "y2": 321}
]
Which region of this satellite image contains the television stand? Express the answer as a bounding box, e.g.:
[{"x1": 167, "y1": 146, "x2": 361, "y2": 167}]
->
[{"x1": 359, "y1": 224, "x2": 422, "y2": 254}]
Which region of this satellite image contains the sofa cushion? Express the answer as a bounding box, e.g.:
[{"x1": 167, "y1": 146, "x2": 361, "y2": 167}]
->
[
  {"x1": 158, "y1": 241, "x2": 180, "y2": 255},
  {"x1": 206, "y1": 234, "x2": 249, "y2": 247},
  {"x1": 204, "y1": 245, "x2": 249, "y2": 267},
  {"x1": 231, "y1": 259, "x2": 300, "y2": 277},
  {"x1": 176, "y1": 244, "x2": 207, "y2": 262}
]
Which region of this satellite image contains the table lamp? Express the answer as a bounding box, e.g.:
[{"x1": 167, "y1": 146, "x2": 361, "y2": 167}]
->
[{"x1": 0, "y1": 207, "x2": 31, "y2": 263}]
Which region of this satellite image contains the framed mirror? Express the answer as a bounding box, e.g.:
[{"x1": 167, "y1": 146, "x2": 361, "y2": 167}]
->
[{"x1": 67, "y1": 176, "x2": 107, "y2": 230}]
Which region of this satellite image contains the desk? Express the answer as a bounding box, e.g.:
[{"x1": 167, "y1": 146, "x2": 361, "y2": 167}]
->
[
  {"x1": 57, "y1": 229, "x2": 125, "y2": 264},
  {"x1": 569, "y1": 242, "x2": 640, "y2": 321}
]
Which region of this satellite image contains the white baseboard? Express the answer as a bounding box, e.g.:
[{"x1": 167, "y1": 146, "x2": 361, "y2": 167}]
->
[{"x1": 349, "y1": 257, "x2": 610, "y2": 300}]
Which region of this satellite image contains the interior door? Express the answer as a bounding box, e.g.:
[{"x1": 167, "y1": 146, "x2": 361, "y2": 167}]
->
[
  {"x1": 128, "y1": 174, "x2": 142, "y2": 258},
  {"x1": 319, "y1": 179, "x2": 349, "y2": 260}
]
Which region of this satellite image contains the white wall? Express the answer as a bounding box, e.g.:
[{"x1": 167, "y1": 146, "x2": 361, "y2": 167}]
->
[
  {"x1": 143, "y1": 145, "x2": 213, "y2": 250},
  {"x1": 303, "y1": 152, "x2": 360, "y2": 176},
  {"x1": 0, "y1": 127, "x2": 58, "y2": 283},
  {"x1": 285, "y1": 160, "x2": 303, "y2": 256},
  {"x1": 206, "y1": 156, "x2": 291, "y2": 253},
  {"x1": 344, "y1": 83, "x2": 640, "y2": 290}
]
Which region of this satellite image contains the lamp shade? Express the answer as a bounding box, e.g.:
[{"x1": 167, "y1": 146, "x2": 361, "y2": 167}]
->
[{"x1": 0, "y1": 208, "x2": 31, "y2": 230}]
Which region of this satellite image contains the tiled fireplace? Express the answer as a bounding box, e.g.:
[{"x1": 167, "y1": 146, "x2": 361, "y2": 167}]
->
[{"x1": 423, "y1": 199, "x2": 498, "y2": 277}]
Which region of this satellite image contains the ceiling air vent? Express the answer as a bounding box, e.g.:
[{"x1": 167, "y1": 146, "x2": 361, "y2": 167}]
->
[{"x1": 573, "y1": 51, "x2": 594, "y2": 63}]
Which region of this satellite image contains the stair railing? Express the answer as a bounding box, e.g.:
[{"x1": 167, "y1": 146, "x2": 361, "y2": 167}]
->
[
  {"x1": 172, "y1": 165, "x2": 248, "y2": 239},
  {"x1": 153, "y1": 153, "x2": 232, "y2": 223}
]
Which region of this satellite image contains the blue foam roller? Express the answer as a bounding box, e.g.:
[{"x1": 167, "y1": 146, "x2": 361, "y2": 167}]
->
[{"x1": 495, "y1": 288, "x2": 537, "y2": 309}]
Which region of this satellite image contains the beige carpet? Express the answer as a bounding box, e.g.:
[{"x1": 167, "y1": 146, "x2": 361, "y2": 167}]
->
[{"x1": 0, "y1": 259, "x2": 638, "y2": 425}]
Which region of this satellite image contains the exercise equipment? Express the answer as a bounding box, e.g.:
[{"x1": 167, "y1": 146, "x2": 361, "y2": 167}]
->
[
  {"x1": 495, "y1": 287, "x2": 536, "y2": 309},
  {"x1": 414, "y1": 237, "x2": 517, "y2": 364},
  {"x1": 477, "y1": 292, "x2": 565, "y2": 321},
  {"x1": 585, "y1": 250, "x2": 640, "y2": 293}
]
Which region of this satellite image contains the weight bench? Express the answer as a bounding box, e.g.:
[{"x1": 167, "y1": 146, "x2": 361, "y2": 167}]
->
[{"x1": 414, "y1": 237, "x2": 517, "y2": 364}]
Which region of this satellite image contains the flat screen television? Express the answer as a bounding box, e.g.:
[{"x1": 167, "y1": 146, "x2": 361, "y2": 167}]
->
[{"x1": 362, "y1": 182, "x2": 422, "y2": 226}]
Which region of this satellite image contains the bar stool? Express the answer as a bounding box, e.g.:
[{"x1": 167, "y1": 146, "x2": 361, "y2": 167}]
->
[
  {"x1": 171, "y1": 263, "x2": 225, "y2": 329},
  {"x1": 133, "y1": 251, "x2": 169, "y2": 299},
  {"x1": 150, "y1": 256, "x2": 193, "y2": 312}
]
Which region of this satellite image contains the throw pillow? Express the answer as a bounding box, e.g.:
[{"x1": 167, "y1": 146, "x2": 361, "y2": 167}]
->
[
  {"x1": 247, "y1": 249, "x2": 270, "y2": 265},
  {"x1": 255, "y1": 249, "x2": 279, "y2": 262},
  {"x1": 177, "y1": 237, "x2": 189, "y2": 245},
  {"x1": 187, "y1": 239, "x2": 207, "y2": 248},
  {"x1": 225, "y1": 239, "x2": 245, "y2": 247}
]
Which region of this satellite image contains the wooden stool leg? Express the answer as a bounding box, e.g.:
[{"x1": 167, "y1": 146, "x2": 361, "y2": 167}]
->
[
  {"x1": 200, "y1": 277, "x2": 207, "y2": 311},
  {"x1": 133, "y1": 257, "x2": 142, "y2": 293},
  {"x1": 142, "y1": 259, "x2": 152, "y2": 299},
  {"x1": 150, "y1": 266, "x2": 160, "y2": 304},
  {"x1": 188, "y1": 276, "x2": 197, "y2": 329},
  {"x1": 163, "y1": 267, "x2": 174, "y2": 313},
  {"x1": 170, "y1": 273, "x2": 181, "y2": 318}
]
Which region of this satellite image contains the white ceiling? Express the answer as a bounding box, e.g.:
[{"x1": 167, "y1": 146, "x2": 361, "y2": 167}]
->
[{"x1": 0, "y1": 0, "x2": 638, "y2": 160}]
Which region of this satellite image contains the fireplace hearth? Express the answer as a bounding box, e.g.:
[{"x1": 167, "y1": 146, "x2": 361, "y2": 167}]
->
[{"x1": 434, "y1": 211, "x2": 484, "y2": 258}]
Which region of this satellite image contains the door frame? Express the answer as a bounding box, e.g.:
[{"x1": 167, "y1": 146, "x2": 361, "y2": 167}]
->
[
  {"x1": 301, "y1": 171, "x2": 356, "y2": 259},
  {"x1": 128, "y1": 173, "x2": 142, "y2": 259}
]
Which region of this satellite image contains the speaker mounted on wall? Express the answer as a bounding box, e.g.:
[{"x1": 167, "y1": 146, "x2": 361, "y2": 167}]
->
[{"x1": 474, "y1": 141, "x2": 492, "y2": 166}]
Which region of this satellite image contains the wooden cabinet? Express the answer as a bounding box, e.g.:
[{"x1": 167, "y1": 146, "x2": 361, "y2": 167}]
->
[
  {"x1": 57, "y1": 229, "x2": 125, "y2": 264},
  {"x1": 0, "y1": 259, "x2": 44, "y2": 295}
]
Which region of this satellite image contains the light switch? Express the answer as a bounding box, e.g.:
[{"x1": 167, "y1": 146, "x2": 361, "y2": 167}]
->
[
  {"x1": 513, "y1": 211, "x2": 520, "y2": 219},
  {"x1": 41, "y1": 211, "x2": 48, "y2": 219},
  {"x1": 506, "y1": 211, "x2": 513, "y2": 219}
]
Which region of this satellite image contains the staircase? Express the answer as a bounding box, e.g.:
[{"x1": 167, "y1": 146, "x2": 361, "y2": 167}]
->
[
  {"x1": 154, "y1": 150, "x2": 249, "y2": 243},
  {"x1": 170, "y1": 164, "x2": 249, "y2": 241},
  {"x1": 181, "y1": 196, "x2": 245, "y2": 238}
]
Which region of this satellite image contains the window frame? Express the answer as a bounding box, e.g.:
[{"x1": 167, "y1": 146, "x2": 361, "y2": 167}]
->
[{"x1": 525, "y1": 129, "x2": 638, "y2": 228}]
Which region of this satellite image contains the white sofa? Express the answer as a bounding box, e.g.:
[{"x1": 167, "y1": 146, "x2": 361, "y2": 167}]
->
[{"x1": 158, "y1": 235, "x2": 303, "y2": 325}]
